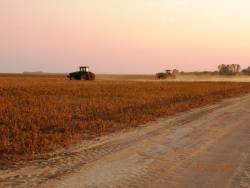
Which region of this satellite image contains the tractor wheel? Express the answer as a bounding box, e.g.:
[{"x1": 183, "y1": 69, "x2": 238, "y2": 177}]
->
[
  {"x1": 85, "y1": 73, "x2": 90, "y2": 80},
  {"x1": 81, "y1": 75, "x2": 86, "y2": 80},
  {"x1": 89, "y1": 72, "x2": 95, "y2": 80}
]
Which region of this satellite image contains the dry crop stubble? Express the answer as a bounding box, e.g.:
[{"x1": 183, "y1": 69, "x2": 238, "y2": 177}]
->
[{"x1": 1, "y1": 75, "x2": 250, "y2": 165}]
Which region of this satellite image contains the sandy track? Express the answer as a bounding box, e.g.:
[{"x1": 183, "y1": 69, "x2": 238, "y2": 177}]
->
[{"x1": 1, "y1": 95, "x2": 250, "y2": 188}]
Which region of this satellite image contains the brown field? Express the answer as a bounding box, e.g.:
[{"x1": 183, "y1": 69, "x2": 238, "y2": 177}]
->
[
  {"x1": 97, "y1": 74, "x2": 250, "y2": 82},
  {"x1": 1, "y1": 74, "x2": 250, "y2": 164}
]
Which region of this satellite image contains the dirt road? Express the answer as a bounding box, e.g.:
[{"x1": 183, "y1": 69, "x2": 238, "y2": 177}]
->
[{"x1": 1, "y1": 95, "x2": 250, "y2": 188}]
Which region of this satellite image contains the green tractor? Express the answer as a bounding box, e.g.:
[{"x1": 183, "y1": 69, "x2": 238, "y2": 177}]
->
[{"x1": 68, "y1": 66, "x2": 95, "y2": 80}]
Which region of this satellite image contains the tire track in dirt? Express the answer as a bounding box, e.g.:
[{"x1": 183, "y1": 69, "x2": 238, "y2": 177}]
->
[{"x1": 50, "y1": 95, "x2": 250, "y2": 188}]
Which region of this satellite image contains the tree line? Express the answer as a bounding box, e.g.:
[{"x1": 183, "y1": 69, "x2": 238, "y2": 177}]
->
[{"x1": 218, "y1": 64, "x2": 241, "y2": 75}]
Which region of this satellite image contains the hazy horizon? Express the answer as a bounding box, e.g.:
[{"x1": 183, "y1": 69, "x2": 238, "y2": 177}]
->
[{"x1": 1, "y1": 0, "x2": 250, "y2": 74}]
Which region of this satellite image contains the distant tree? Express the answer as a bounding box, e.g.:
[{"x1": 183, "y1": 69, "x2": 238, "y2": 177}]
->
[
  {"x1": 242, "y1": 66, "x2": 250, "y2": 74},
  {"x1": 218, "y1": 64, "x2": 241, "y2": 75},
  {"x1": 236, "y1": 64, "x2": 241, "y2": 73},
  {"x1": 172, "y1": 69, "x2": 179, "y2": 75}
]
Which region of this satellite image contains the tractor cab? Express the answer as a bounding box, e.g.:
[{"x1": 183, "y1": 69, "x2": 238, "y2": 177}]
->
[
  {"x1": 80, "y1": 66, "x2": 90, "y2": 73},
  {"x1": 68, "y1": 66, "x2": 95, "y2": 80},
  {"x1": 165, "y1": 70, "x2": 172, "y2": 74}
]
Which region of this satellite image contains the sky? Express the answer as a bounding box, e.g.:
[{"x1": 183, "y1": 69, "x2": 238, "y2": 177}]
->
[{"x1": 0, "y1": 0, "x2": 250, "y2": 74}]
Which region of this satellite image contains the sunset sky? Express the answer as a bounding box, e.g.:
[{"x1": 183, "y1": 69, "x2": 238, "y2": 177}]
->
[{"x1": 1, "y1": 0, "x2": 250, "y2": 74}]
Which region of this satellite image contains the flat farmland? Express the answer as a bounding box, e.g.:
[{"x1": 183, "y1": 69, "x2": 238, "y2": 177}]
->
[{"x1": 1, "y1": 75, "x2": 250, "y2": 164}]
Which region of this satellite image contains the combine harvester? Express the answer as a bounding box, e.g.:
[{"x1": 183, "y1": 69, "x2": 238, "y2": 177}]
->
[
  {"x1": 68, "y1": 66, "x2": 95, "y2": 80},
  {"x1": 156, "y1": 69, "x2": 177, "y2": 79}
]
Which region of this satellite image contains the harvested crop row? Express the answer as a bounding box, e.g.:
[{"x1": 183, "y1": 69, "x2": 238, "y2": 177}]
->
[{"x1": 1, "y1": 75, "x2": 250, "y2": 164}]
